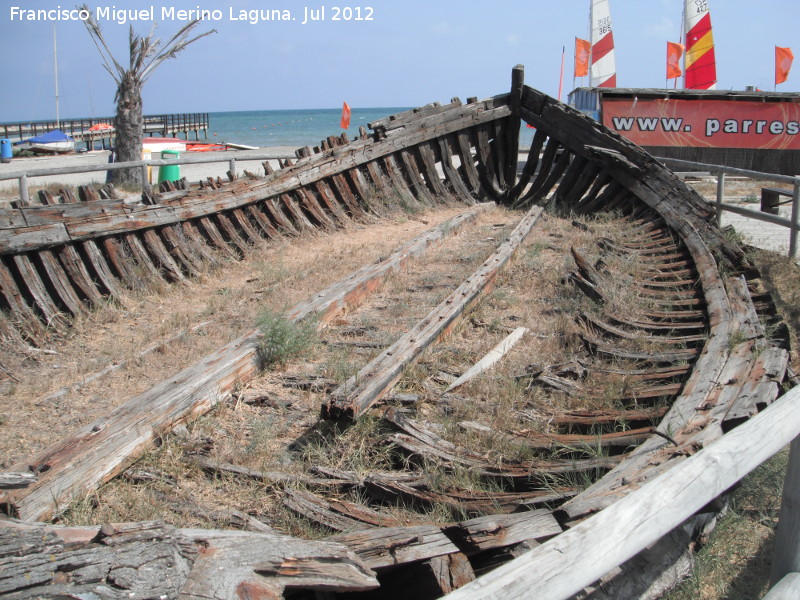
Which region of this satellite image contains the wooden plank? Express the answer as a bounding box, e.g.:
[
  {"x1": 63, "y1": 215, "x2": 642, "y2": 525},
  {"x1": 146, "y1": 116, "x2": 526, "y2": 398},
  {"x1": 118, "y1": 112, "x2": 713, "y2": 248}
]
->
[
  {"x1": 332, "y1": 525, "x2": 460, "y2": 570},
  {"x1": 37, "y1": 248, "x2": 85, "y2": 315},
  {"x1": 399, "y1": 149, "x2": 436, "y2": 205},
  {"x1": 437, "y1": 137, "x2": 475, "y2": 202},
  {"x1": 280, "y1": 192, "x2": 316, "y2": 230},
  {"x1": 142, "y1": 228, "x2": 187, "y2": 281},
  {"x1": 764, "y1": 573, "x2": 800, "y2": 600},
  {"x1": 313, "y1": 180, "x2": 350, "y2": 224},
  {"x1": 12, "y1": 254, "x2": 63, "y2": 325},
  {"x1": 771, "y1": 437, "x2": 800, "y2": 588},
  {"x1": 0, "y1": 520, "x2": 377, "y2": 599},
  {"x1": 198, "y1": 215, "x2": 240, "y2": 257},
  {"x1": 246, "y1": 204, "x2": 282, "y2": 239},
  {"x1": 85, "y1": 238, "x2": 125, "y2": 296},
  {"x1": 124, "y1": 232, "x2": 164, "y2": 281},
  {"x1": 444, "y1": 510, "x2": 561, "y2": 555},
  {"x1": 322, "y1": 206, "x2": 539, "y2": 420},
  {"x1": 294, "y1": 187, "x2": 335, "y2": 229},
  {"x1": 181, "y1": 528, "x2": 378, "y2": 598},
  {"x1": 160, "y1": 224, "x2": 202, "y2": 277},
  {"x1": 504, "y1": 64, "x2": 524, "y2": 187},
  {"x1": 417, "y1": 142, "x2": 452, "y2": 201},
  {"x1": 0, "y1": 256, "x2": 40, "y2": 322},
  {"x1": 180, "y1": 220, "x2": 221, "y2": 267},
  {"x1": 56, "y1": 243, "x2": 105, "y2": 305},
  {"x1": 441, "y1": 387, "x2": 800, "y2": 600},
  {"x1": 445, "y1": 327, "x2": 528, "y2": 392},
  {"x1": 287, "y1": 204, "x2": 491, "y2": 328},
  {"x1": 453, "y1": 131, "x2": 482, "y2": 195},
  {"x1": 214, "y1": 212, "x2": 252, "y2": 254},
  {"x1": 230, "y1": 206, "x2": 266, "y2": 246}
]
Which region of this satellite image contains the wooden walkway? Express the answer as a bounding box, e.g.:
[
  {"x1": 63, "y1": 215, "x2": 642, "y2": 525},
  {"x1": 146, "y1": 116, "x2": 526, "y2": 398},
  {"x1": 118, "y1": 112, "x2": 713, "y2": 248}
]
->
[{"x1": 0, "y1": 113, "x2": 210, "y2": 146}]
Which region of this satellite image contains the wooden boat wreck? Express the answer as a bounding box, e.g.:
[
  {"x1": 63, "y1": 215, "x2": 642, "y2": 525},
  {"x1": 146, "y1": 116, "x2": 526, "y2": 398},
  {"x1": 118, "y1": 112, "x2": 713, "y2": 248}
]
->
[{"x1": 0, "y1": 66, "x2": 793, "y2": 599}]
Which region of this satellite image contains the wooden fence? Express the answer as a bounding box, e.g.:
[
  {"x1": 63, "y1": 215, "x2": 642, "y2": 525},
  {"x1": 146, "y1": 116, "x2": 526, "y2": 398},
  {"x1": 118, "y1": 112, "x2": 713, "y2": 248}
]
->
[
  {"x1": 657, "y1": 156, "x2": 800, "y2": 259},
  {"x1": 442, "y1": 385, "x2": 800, "y2": 599}
]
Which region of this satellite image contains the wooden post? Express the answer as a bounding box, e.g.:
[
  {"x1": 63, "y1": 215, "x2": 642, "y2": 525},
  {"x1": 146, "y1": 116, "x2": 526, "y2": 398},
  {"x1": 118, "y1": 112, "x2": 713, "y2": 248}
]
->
[
  {"x1": 18, "y1": 174, "x2": 29, "y2": 204},
  {"x1": 789, "y1": 178, "x2": 799, "y2": 258},
  {"x1": 505, "y1": 65, "x2": 524, "y2": 193},
  {"x1": 715, "y1": 171, "x2": 725, "y2": 228},
  {"x1": 764, "y1": 573, "x2": 800, "y2": 599},
  {"x1": 770, "y1": 435, "x2": 800, "y2": 586},
  {"x1": 229, "y1": 158, "x2": 236, "y2": 176}
]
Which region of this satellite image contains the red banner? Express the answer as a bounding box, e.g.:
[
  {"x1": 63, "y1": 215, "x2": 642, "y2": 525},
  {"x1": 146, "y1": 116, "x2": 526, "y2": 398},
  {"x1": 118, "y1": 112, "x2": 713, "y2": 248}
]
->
[
  {"x1": 574, "y1": 37, "x2": 590, "y2": 78},
  {"x1": 666, "y1": 42, "x2": 683, "y2": 80},
  {"x1": 776, "y1": 46, "x2": 794, "y2": 85},
  {"x1": 340, "y1": 102, "x2": 351, "y2": 129},
  {"x1": 602, "y1": 98, "x2": 800, "y2": 150}
]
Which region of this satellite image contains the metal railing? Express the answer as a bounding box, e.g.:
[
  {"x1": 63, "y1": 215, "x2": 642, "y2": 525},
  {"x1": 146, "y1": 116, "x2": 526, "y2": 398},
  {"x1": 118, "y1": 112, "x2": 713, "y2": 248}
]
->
[
  {"x1": 0, "y1": 149, "x2": 295, "y2": 203},
  {"x1": 0, "y1": 113, "x2": 210, "y2": 142},
  {"x1": 657, "y1": 156, "x2": 800, "y2": 259}
]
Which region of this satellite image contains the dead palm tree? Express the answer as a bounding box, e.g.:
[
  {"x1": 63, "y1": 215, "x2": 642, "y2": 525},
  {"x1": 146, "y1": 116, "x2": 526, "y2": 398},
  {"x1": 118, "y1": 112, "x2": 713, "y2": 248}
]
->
[{"x1": 81, "y1": 7, "x2": 215, "y2": 186}]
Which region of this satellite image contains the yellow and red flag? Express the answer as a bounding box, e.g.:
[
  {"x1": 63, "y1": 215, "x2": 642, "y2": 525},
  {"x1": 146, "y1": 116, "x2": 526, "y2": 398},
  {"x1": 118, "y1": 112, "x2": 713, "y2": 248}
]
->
[
  {"x1": 340, "y1": 102, "x2": 351, "y2": 129},
  {"x1": 776, "y1": 46, "x2": 794, "y2": 85},
  {"x1": 574, "y1": 37, "x2": 590, "y2": 78},
  {"x1": 667, "y1": 42, "x2": 684, "y2": 80}
]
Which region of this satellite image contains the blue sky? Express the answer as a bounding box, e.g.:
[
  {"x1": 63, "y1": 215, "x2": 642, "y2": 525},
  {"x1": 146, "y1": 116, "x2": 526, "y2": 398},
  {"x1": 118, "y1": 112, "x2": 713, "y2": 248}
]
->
[{"x1": 0, "y1": 0, "x2": 798, "y2": 122}]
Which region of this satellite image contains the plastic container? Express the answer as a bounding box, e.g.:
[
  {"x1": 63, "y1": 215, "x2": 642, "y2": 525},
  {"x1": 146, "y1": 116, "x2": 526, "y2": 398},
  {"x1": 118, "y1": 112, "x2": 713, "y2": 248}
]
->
[
  {"x1": 157, "y1": 149, "x2": 180, "y2": 183},
  {"x1": 0, "y1": 139, "x2": 12, "y2": 163}
]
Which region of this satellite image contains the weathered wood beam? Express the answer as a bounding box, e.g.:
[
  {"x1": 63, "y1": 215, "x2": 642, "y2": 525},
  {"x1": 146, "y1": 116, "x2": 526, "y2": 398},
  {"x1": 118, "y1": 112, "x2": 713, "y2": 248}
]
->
[
  {"x1": 0, "y1": 519, "x2": 378, "y2": 599},
  {"x1": 286, "y1": 203, "x2": 492, "y2": 328},
  {"x1": 324, "y1": 206, "x2": 543, "y2": 420}
]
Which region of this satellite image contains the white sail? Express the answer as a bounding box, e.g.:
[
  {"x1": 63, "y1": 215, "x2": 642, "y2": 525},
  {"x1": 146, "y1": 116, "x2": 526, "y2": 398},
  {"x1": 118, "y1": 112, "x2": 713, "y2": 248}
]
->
[{"x1": 590, "y1": 0, "x2": 616, "y2": 87}]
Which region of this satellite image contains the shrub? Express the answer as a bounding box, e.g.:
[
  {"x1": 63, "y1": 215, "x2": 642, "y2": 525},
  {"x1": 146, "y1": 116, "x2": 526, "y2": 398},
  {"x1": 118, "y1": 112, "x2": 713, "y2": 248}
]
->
[{"x1": 255, "y1": 310, "x2": 317, "y2": 369}]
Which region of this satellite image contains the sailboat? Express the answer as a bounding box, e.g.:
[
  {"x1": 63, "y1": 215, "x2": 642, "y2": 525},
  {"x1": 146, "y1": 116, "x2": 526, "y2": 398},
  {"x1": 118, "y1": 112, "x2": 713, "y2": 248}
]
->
[
  {"x1": 683, "y1": 0, "x2": 717, "y2": 89},
  {"x1": 17, "y1": 25, "x2": 75, "y2": 154}
]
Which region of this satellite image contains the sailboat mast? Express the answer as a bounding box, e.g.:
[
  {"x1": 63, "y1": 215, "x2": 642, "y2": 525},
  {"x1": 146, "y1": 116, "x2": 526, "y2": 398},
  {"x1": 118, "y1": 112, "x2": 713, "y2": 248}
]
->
[{"x1": 53, "y1": 24, "x2": 60, "y2": 128}]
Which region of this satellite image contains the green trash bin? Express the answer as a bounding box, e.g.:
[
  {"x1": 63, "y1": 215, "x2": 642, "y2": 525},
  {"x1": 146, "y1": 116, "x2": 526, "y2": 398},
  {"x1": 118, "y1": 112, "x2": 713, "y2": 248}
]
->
[{"x1": 158, "y1": 149, "x2": 180, "y2": 183}]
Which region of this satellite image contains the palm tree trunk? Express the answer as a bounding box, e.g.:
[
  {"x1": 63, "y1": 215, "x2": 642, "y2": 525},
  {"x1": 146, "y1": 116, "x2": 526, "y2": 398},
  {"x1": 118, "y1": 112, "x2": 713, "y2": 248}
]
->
[{"x1": 111, "y1": 74, "x2": 144, "y2": 187}]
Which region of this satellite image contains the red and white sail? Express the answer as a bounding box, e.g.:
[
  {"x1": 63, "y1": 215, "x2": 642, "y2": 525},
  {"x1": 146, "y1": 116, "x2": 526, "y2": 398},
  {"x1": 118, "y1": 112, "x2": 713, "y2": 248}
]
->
[
  {"x1": 590, "y1": 0, "x2": 616, "y2": 88},
  {"x1": 684, "y1": 0, "x2": 717, "y2": 89}
]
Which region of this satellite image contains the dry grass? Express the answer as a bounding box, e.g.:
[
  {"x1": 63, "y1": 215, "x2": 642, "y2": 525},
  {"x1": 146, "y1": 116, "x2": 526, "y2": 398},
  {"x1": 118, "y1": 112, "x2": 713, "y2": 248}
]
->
[
  {"x1": 0, "y1": 204, "x2": 470, "y2": 468},
  {"x1": 54, "y1": 207, "x2": 672, "y2": 532}
]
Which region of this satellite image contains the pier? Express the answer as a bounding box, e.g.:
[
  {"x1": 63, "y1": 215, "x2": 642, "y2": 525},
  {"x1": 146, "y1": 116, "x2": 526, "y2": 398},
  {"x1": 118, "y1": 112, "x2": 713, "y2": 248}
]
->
[{"x1": 0, "y1": 113, "x2": 210, "y2": 149}]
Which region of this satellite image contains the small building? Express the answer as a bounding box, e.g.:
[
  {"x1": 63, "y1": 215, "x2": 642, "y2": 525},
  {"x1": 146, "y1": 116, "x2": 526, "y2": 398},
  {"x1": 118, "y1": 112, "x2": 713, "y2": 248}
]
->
[{"x1": 568, "y1": 87, "x2": 800, "y2": 175}]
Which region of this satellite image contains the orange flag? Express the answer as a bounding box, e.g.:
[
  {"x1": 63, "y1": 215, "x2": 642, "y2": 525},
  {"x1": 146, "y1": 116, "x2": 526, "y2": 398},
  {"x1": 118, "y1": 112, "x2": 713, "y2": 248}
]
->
[
  {"x1": 340, "y1": 102, "x2": 351, "y2": 129},
  {"x1": 667, "y1": 41, "x2": 684, "y2": 79},
  {"x1": 776, "y1": 46, "x2": 794, "y2": 85},
  {"x1": 574, "y1": 37, "x2": 590, "y2": 78}
]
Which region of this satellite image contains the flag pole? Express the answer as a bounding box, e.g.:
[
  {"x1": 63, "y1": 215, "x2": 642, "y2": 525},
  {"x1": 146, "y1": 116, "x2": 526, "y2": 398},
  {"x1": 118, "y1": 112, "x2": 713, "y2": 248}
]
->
[{"x1": 558, "y1": 45, "x2": 565, "y2": 101}]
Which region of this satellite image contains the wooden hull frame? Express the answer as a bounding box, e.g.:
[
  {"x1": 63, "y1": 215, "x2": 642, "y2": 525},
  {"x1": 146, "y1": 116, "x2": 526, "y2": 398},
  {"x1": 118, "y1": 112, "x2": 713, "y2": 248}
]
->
[{"x1": 0, "y1": 65, "x2": 791, "y2": 599}]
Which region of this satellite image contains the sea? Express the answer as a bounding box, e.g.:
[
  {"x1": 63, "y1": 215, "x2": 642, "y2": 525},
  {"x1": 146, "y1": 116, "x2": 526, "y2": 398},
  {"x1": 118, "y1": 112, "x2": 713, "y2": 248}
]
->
[
  {"x1": 205, "y1": 107, "x2": 409, "y2": 149},
  {"x1": 204, "y1": 107, "x2": 539, "y2": 149}
]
